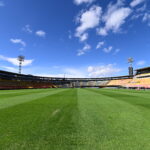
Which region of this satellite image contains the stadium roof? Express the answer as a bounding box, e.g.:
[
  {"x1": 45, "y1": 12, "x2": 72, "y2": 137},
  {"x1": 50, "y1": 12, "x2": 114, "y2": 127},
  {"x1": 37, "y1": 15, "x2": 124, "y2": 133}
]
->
[
  {"x1": 135, "y1": 67, "x2": 150, "y2": 71},
  {"x1": 0, "y1": 70, "x2": 132, "y2": 81}
]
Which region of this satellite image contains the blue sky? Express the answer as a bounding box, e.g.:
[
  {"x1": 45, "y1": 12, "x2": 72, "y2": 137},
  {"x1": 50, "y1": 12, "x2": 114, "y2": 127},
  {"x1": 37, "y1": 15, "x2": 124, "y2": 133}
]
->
[{"x1": 0, "y1": 0, "x2": 150, "y2": 77}]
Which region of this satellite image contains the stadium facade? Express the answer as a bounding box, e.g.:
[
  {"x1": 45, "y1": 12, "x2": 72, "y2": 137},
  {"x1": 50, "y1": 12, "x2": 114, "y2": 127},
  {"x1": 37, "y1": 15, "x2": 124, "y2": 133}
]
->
[{"x1": 0, "y1": 67, "x2": 150, "y2": 89}]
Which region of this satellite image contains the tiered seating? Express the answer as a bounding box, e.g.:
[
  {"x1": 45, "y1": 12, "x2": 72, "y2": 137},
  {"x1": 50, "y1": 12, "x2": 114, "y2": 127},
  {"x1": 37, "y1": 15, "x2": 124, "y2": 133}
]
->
[
  {"x1": 107, "y1": 79, "x2": 132, "y2": 87},
  {"x1": 125, "y1": 78, "x2": 150, "y2": 88},
  {"x1": 77, "y1": 81, "x2": 109, "y2": 87},
  {"x1": 96, "y1": 81, "x2": 109, "y2": 86},
  {"x1": 107, "y1": 78, "x2": 150, "y2": 88},
  {"x1": 0, "y1": 79, "x2": 55, "y2": 90}
]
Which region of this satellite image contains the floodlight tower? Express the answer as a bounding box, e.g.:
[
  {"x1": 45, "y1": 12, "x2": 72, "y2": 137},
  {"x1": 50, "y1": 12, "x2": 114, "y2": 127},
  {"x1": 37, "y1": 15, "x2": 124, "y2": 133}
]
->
[
  {"x1": 18, "y1": 55, "x2": 25, "y2": 74},
  {"x1": 128, "y1": 57, "x2": 134, "y2": 76}
]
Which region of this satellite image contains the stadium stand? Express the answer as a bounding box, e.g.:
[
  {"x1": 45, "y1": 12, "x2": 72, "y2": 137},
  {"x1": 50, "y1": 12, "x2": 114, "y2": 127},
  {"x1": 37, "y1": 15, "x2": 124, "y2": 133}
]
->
[
  {"x1": 1, "y1": 66, "x2": 150, "y2": 89},
  {"x1": 107, "y1": 78, "x2": 150, "y2": 89},
  {"x1": 0, "y1": 70, "x2": 57, "y2": 89},
  {"x1": 0, "y1": 70, "x2": 132, "y2": 89},
  {"x1": 124, "y1": 67, "x2": 150, "y2": 88},
  {"x1": 135, "y1": 73, "x2": 150, "y2": 78},
  {"x1": 107, "y1": 79, "x2": 132, "y2": 87},
  {"x1": 106, "y1": 67, "x2": 150, "y2": 89},
  {"x1": 135, "y1": 67, "x2": 150, "y2": 75},
  {"x1": 0, "y1": 79, "x2": 55, "y2": 89},
  {"x1": 124, "y1": 78, "x2": 150, "y2": 88}
]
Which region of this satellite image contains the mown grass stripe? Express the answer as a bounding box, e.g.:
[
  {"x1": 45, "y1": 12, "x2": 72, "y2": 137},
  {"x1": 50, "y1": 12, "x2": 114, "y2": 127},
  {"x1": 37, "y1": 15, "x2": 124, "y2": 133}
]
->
[
  {"x1": 0, "y1": 89, "x2": 79, "y2": 150},
  {"x1": 77, "y1": 88, "x2": 150, "y2": 150},
  {"x1": 87, "y1": 88, "x2": 150, "y2": 110},
  {"x1": 0, "y1": 89, "x2": 67, "y2": 110},
  {"x1": 0, "y1": 88, "x2": 150, "y2": 150},
  {"x1": 0, "y1": 89, "x2": 51, "y2": 94},
  {"x1": 89, "y1": 88, "x2": 150, "y2": 99},
  {"x1": 0, "y1": 89, "x2": 57, "y2": 99}
]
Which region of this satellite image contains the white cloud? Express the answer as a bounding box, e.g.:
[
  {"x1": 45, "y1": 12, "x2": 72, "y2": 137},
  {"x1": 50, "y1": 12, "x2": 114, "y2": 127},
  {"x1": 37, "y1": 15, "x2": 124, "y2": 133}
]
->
[
  {"x1": 97, "y1": 28, "x2": 108, "y2": 36},
  {"x1": 130, "y1": 0, "x2": 145, "y2": 8},
  {"x1": 13, "y1": 64, "x2": 122, "y2": 78},
  {"x1": 10, "y1": 39, "x2": 26, "y2": 47},
  {"x1": 74, "y1": 0, "x2": 95, "y2": 5},
  {"x1": 96, "y1": 41, "x2": 105, "y2": 49},
  {"x1": 36, "y1": 73, "x2": 73, "y2": 78},
  {"x1": 103, "y1": 46, "x2": 113, "y2": 53},
  {"x1": 36, "y1": 30, "x2": 46, "y2": 37},
  {"x1": 77, "y1": 43, "x2": 91, "y2": 56},
  {"x1": 36, "y1": 67, "x2": 86, "y2": 78},
  {"x1": 0, "y1": 1, "x2": 4, "y2": 7},
  {"x1": 0, "y1": 55, "x2": 34, "y2": 66},
  {"x1": 88, "y1": 64, "x2": 121, "y2": 77},
  {"x1": 36, "y1": 73, "x2": 85, "y2": 78},
  {"x1": 97, "y1": 0, "x2": 132, "y2": 36},
  {"x1": 143, "y1": 13, "x2": 150, "y2": 21},
  {"x1": 63, "y1": 68, "x2": 86, "y2": 78},
  {"x1": 136, "y1": 4, "x2": 147, "y2": 12},
  {"x1": 131, "y1": 13, "x2": 143, "y2": 20},
  {"x1": 113, "y1": 49, "x2": 120, "y2": 55},
  {"x1": 0, "y1": 66, "x2": 18, "y2": 72},
  {"x1": 105, "y1": 8, "x2": 131, "y2": 32},
  {"x1": 143, "y1": 13, "x2": 150, "y2": 26},
  {"x1": 131, "y1": 4, "x2": 146, "y2": 20},
  {"x1": 137, "y1": 60, "x2": 146, "y2": 66},
  {"x1": 75, "y1": 5, "x2": 102, "y2": 41},
  {"x1": 23, "y1": 25, "x2": 32, "y2": 33},
  {"x1": 79, "y1": 33, "x2": 89, "y2": 41}
]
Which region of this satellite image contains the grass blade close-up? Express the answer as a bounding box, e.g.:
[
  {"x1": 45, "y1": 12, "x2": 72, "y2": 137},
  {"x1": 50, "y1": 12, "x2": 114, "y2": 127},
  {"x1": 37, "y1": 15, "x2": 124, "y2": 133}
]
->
[{"x1": 0, "y1": 88, "x2": 150, "y2": 150}]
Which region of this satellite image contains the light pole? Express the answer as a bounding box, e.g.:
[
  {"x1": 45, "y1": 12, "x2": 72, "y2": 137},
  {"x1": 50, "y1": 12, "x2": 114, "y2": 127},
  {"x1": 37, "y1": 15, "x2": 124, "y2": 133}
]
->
[
  {"x1": 128, "y1": 57, "x2": 134, "y2": 67},
  {"x1": 18, "y1": 55, "x2": 25, "y2": 74},
  {"x1": 128, "y1": 57, "x2": 134, "y2": 76}
]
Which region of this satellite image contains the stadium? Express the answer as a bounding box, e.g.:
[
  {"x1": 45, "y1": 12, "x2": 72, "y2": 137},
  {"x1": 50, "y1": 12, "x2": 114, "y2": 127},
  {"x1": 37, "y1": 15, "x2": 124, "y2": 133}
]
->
[
  {"x1": 1, "y1": 0, "x2": 150, "y2": 149},
  {"x1": 1, "y1": 63, "x2": 150, "y2": 89},
  {"x1": 1, "y1": 57, "x2": 150, "y2": 149}
]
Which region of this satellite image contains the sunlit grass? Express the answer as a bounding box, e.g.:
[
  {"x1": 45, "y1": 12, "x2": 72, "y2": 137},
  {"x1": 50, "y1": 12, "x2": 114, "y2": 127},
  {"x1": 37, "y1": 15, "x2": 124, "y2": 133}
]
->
[{"x1": 0, "y1": 88, "x2": 150, "y2": 150}]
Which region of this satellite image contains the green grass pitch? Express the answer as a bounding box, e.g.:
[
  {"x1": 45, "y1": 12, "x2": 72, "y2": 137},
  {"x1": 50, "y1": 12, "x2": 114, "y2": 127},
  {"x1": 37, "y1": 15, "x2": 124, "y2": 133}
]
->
[{"x1": 0, "y1": 88, "x2": 150, "y2": 150}]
